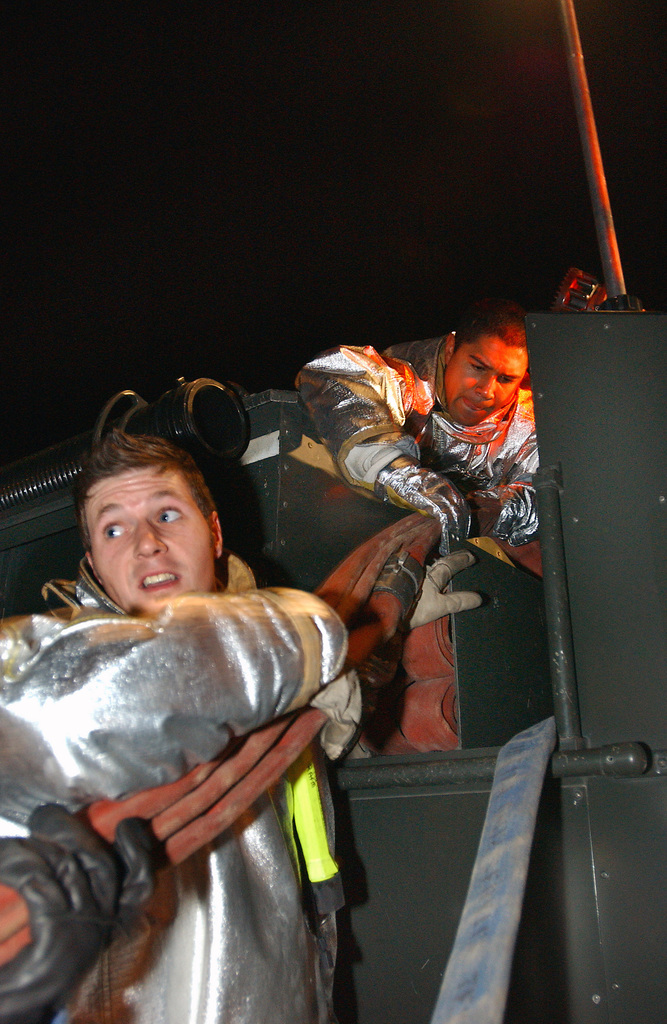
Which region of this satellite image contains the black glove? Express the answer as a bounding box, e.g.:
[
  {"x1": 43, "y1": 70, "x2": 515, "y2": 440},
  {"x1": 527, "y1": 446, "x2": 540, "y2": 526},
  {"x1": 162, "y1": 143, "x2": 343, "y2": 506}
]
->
[{"x1": 0, "y1": 804, "x2": 155, "y2": 1024}]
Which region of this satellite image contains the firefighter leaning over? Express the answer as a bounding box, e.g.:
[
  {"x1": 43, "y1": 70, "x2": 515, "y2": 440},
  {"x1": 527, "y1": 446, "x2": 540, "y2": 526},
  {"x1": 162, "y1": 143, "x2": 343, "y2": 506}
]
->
[{"x1": 296, "y1": 298, "x2": 539, "y2": 551}]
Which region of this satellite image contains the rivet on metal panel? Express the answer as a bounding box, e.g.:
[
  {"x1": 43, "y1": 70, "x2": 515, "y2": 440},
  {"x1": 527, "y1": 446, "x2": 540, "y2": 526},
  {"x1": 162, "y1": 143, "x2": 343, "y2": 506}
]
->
[
  {"x1": 592, "y1": 994, "x2": 601, "y2": 1004},
  {"x1": 611, "y1": 983, "x2": 620, "y2": 991},
  {"x1": 572, "y1": 788, "x2": 584, "y2": 804},
  {"x1": 600, "y1": 871, "x2": 609, "y2": 879}
]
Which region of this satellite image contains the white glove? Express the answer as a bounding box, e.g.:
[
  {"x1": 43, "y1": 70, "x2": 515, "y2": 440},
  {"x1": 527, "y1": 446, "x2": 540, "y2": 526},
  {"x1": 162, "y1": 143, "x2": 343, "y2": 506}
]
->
[
  {"x1": 407, "y1": 550, "x2": 482, "y2": 629},
  {"x1": 311, "y1": 670, "x2": 362, "y2": 759}
]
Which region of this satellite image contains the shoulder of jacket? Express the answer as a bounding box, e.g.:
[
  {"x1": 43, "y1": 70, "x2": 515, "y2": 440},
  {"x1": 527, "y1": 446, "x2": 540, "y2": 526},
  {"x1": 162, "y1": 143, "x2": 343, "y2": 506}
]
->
[
  {"x1": 383, "y1": 337, "x2": 445, "y2": 383},
  {"x1": 219, "y1": 551, "x2": 256, "y2": 593}
]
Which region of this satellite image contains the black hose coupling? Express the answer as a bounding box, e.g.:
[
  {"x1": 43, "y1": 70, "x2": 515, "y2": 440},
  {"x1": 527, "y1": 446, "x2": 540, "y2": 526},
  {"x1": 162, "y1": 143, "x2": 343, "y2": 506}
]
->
[{"x1": 371, "y1": 550, "x2": 425, "y2": 621}]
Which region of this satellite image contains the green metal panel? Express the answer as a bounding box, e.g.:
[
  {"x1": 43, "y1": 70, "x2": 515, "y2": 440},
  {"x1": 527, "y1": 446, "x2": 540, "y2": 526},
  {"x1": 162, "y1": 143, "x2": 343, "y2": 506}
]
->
[
  {"x1": 0, "y1": 491, "x2": 81, "y2": 618},
  {"x1": 526, "y1": 313, "x2": 667, "y2": 1024},
  {"x1": 337, "y1": 781, "x2": 489, "y2": 1024},
  {"x1": 332, "y1": 772, "x2": 608, "y2": 1024},
  {"x1": 451, "y1": 544, "x2": 552, "y2": 748},
  {"x1": 586, "y1": 776, "x2": 667, "y2": 1024},
  {"x1": 526, "y1": 312, "x2": 667, "y2": 749}
]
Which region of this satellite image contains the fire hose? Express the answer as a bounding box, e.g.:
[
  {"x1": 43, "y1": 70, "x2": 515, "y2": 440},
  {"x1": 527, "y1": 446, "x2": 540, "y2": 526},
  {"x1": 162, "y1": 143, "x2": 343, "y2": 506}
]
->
[{"x1": 429, "y1": 716, "x2": 556, "y2": 1024}]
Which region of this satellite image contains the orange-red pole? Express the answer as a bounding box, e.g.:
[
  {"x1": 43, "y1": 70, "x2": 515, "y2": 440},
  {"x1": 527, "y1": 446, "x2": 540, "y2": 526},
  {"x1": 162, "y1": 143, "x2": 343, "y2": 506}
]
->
[{"x1": 557, "y1": 0, "x2": 627, "y2": 299}]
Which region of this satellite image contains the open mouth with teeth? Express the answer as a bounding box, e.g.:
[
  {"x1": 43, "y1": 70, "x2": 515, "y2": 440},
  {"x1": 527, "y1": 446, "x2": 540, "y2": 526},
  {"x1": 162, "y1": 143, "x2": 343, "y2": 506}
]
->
[{"x1": 142, "y1": 573, "x2": 179, "y2": 589}]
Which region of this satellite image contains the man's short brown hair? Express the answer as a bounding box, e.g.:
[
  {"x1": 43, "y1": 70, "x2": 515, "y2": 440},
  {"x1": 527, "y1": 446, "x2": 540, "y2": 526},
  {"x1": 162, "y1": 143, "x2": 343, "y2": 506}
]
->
[
  {"x1": 75, "y1": 429, "x2": 218, "y2": 549},
  {"x1": 453, "y1": 298, "x2": 527, "y2": 351}
]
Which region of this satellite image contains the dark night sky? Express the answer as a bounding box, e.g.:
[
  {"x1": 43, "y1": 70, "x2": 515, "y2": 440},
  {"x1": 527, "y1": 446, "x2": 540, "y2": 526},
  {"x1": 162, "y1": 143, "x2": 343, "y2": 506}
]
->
[{"x1": 3, "y1": 0, "x2": 666, "y2": 466}]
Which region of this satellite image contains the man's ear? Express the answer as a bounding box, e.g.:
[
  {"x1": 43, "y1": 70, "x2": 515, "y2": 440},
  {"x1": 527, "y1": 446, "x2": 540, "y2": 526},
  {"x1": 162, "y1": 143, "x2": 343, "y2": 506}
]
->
[
  {"x1": 85, "y1": 551, "x2": 102, "y2": 586},
  {"x1": 443, "y1": 332, "x2": 456, "y2": 366},
  {"x1": 210, "y1": 512, "x2": 223, "y2": 559}
]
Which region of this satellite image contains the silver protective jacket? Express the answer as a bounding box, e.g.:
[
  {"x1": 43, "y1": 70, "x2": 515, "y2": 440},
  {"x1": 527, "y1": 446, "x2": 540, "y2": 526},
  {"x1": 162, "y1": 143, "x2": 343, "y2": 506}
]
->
[
  {"x1": 297, "y1": 338, "x2": 540, "y2": 545},
  {"x1": 0, "y1": 562, "x2": 348, "y2": 1024}
]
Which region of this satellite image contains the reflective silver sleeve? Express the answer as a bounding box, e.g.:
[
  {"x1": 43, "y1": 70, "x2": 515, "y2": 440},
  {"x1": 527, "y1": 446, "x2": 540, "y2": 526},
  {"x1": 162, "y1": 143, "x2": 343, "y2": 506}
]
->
[
  {"x1": 0, "y1": 588, "x2": 347, "y2": 821},
  {"x1": 485, "y1": 420, "x2": 539, "y2": 544},
  {"x1": 375, "y1": 456, "x2": 471, "y2": 543},
  {"x1": 296, "y1": 347, "x2": 410, "y2": 472}
]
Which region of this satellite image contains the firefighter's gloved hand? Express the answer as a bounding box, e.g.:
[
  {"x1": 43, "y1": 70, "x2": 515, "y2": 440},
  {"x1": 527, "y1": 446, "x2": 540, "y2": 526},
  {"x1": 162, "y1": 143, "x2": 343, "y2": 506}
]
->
[
  {"x1": 375, "y1": 457, "x2": 471, "y2": 544},
  {"x1": 0, "y1": 804, "x2": 155, "y2": 1024},
  {"x1": 407, "y1": 550, "x2": 482, "y2": 630},
  {"x1": 311, "y1": 670, "x2": 362, "y2": 760},
  {"x1": 468, "y1": 482, "x2": 538, "y2": 547},
  {"x1": 109, "y1": 816, "x2": 156, "y2": 930}
]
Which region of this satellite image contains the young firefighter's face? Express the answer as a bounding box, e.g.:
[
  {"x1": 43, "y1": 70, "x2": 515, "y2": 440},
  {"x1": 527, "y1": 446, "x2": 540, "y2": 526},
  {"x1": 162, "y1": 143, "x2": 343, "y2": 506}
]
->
[
  {"x1": 85, "y1": 467, "x2": 223, "y2": 615},
  {"x1": 441, "y1": 333, "x2": 528, "y2": 427}
]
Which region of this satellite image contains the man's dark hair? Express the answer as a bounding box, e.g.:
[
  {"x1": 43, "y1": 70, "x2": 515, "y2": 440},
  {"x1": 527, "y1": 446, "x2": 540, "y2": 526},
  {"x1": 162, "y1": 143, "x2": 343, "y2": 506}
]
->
[
  {"x1": 75, "y1": 429, "x2": 218, "y2": 549},
  {"x1": 453, "y1": 298, "x2": 527, "y2": 351}
]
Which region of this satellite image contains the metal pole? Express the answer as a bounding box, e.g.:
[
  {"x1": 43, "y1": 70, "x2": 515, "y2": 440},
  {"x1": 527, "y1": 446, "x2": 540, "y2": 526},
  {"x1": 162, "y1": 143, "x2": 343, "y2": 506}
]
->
[
  {"x1": 335, "y1": 741, "x2": 647, "y2": 791},
  {"x1": 557, "y1": 0, "x2": 627, "y2": 299},
  {"x1": 534, "y1": 464, "x2": 584, "y2": 749}
]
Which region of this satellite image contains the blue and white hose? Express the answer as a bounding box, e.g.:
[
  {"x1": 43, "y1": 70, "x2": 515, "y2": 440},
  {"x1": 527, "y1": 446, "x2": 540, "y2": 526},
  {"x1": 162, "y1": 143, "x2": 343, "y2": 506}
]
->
[{"x1": 430, "y1": 716, "x2": 557, "y2": 1024}]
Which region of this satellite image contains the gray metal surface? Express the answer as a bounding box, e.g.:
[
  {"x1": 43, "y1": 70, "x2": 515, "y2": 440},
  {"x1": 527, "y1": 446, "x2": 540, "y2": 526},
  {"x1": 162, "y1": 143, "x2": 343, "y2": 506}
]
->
[
  {"x1": 336, "y1": 781, "x2": 491, "y2": 1024},
  {"x1": 527, "y1": 312, "x2": 666, "y2": 749},
  {"x1": 587, "y1": 777, "x2": 667, "y2": 1024},
  {"x1": 526, "y1": 312, "x2": 667, "y2": 1024},
  {"x1": 333, "y1": 774, "x2": 607, "y2": 1024},
  {"x1": 0, "y1": 492, "x2": 81, "y2": 618},
  {"x1": 451, "y1": 543, "x2": 551, "y2": 748}
]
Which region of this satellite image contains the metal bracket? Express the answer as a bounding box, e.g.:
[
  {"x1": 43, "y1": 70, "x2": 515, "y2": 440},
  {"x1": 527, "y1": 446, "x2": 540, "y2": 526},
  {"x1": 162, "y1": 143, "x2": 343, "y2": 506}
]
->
[{"x1": 552, "y1": 741, "x2": 648, "y2": 778}]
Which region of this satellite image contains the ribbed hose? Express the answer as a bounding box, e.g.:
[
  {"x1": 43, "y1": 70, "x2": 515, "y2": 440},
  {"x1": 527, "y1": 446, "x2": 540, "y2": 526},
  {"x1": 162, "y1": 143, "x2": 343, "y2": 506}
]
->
[
  {"x1": 0, "y1": 432, "x2": 92, "y2": 512},
  {"x1": 0, "y1": 378, "x2": 249, "y2": 513}
]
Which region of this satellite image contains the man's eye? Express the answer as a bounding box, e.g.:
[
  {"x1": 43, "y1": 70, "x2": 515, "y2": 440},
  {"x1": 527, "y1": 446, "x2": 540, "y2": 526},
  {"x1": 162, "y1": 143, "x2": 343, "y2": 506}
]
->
[
  {"x1": 158, "y1": 509, "x2": 181, "y2": 523},
  {"x1": 104, "y1": 524, "x2": 123, "y2": 539}
]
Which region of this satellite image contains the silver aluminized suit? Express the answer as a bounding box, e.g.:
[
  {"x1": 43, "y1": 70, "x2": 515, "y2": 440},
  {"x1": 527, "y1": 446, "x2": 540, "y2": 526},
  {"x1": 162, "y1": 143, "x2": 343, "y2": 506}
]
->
[
  {"x1": 296, "y1": 338, "x2": 539, "y2": 546},
  {"x1": 0, "y1": 557, "x2": 348, "y2": 1024}
]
